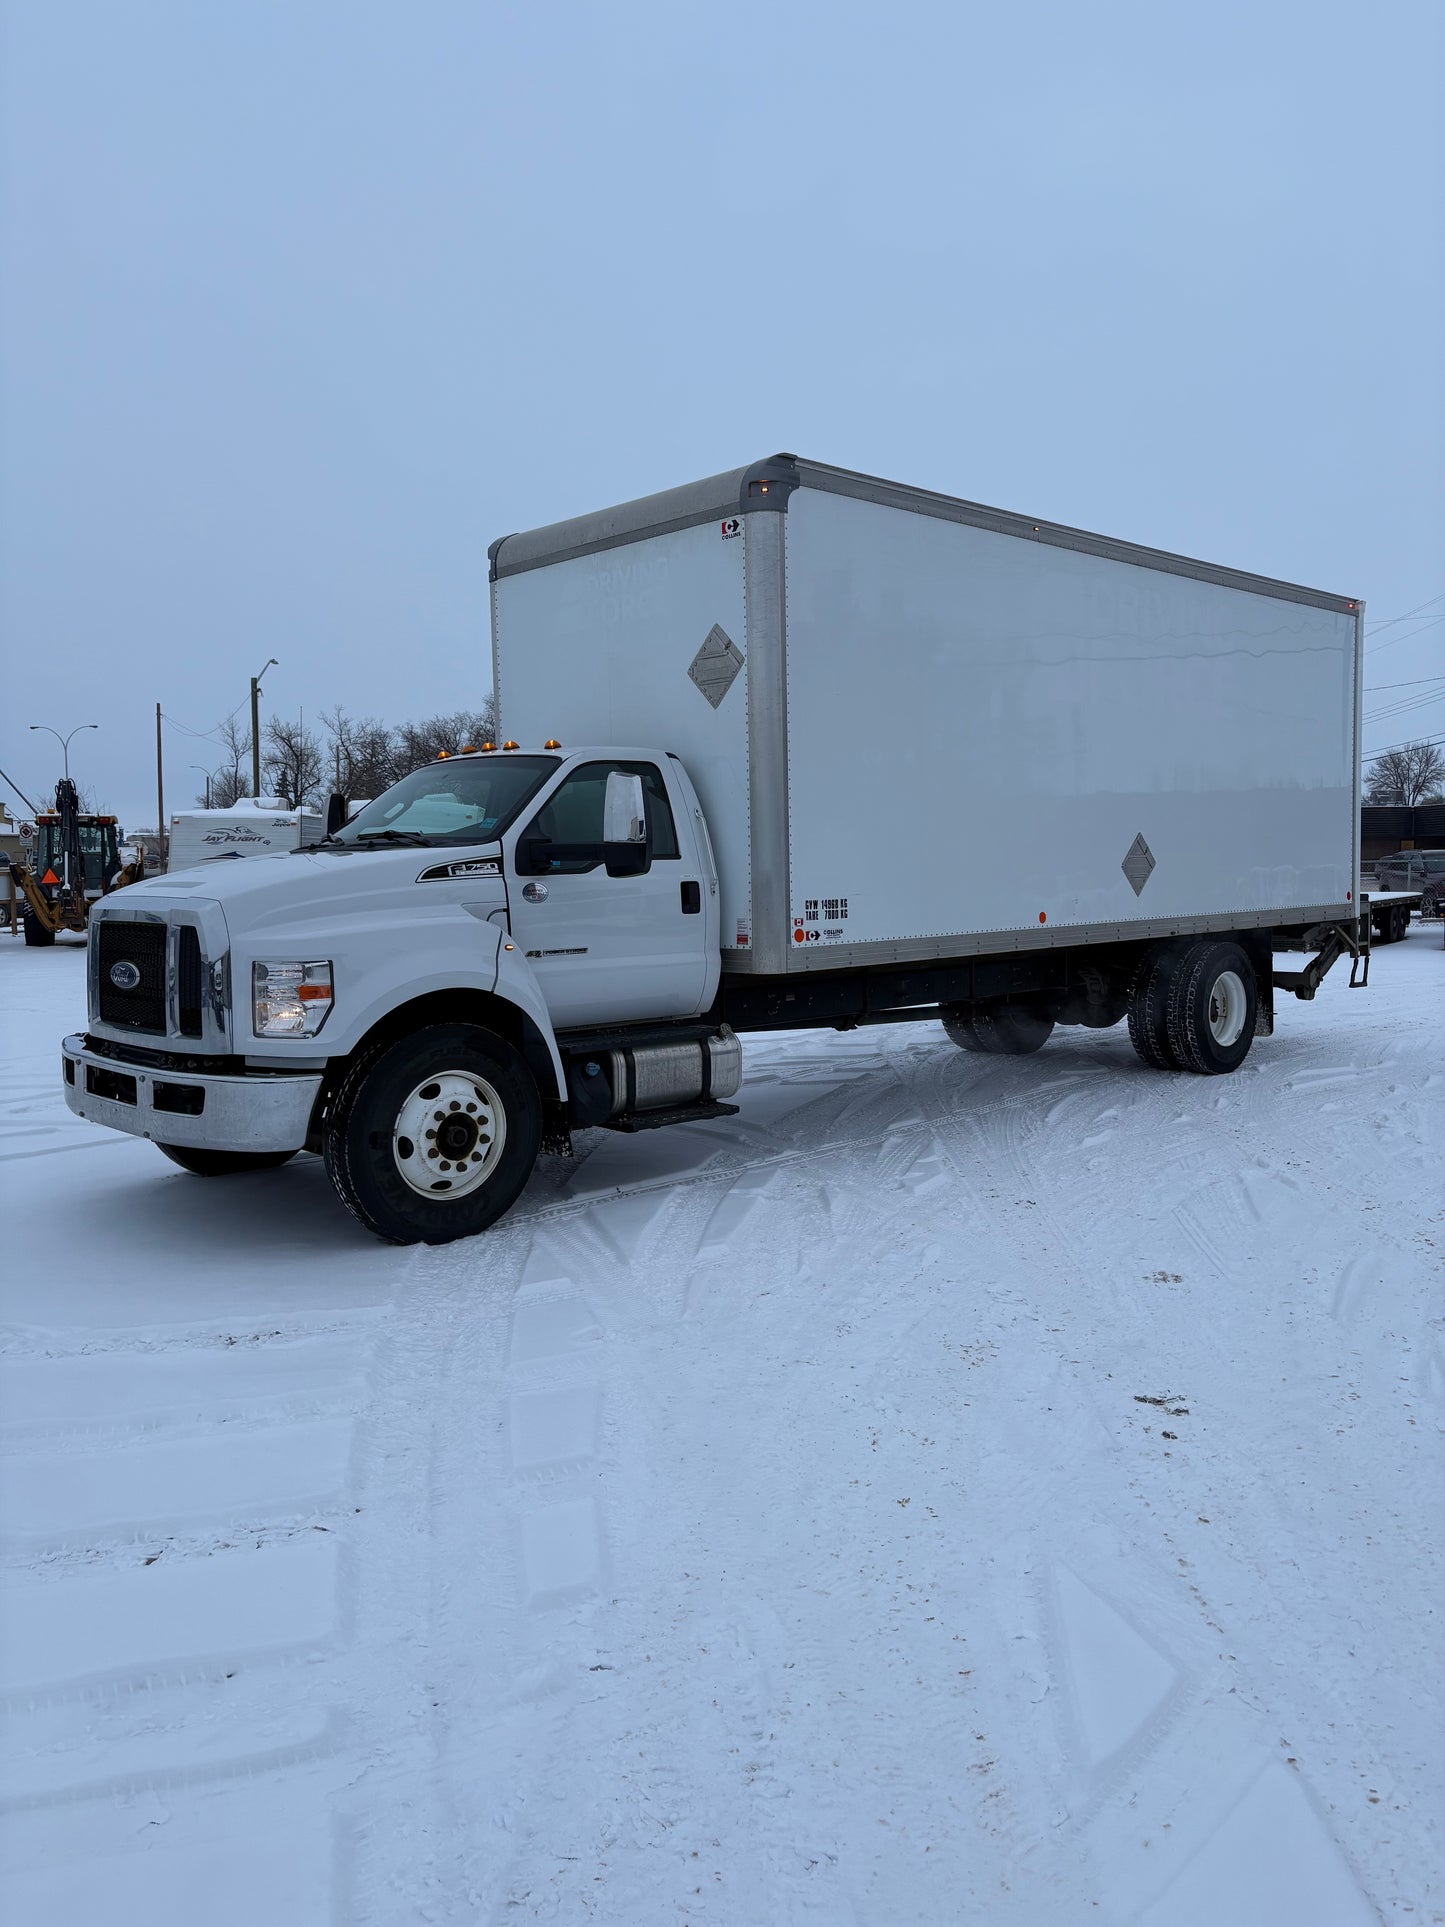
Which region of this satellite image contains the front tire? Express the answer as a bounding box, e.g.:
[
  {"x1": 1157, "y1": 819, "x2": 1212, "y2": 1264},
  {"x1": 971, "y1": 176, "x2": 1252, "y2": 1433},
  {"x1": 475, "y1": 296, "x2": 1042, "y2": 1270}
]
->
[
  {"x1": 323, "y1": 1023, "x2": 541, "y2": 1245},
  {"x1": 158, "y1": 1145, "x2": 298, "y2": 1175}
]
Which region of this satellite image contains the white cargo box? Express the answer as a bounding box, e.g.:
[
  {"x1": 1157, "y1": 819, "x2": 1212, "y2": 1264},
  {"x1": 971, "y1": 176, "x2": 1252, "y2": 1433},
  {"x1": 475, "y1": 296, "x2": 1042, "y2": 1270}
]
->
[{"x1": 490, "y1": 456, "x2": 1361, "y2": 975}]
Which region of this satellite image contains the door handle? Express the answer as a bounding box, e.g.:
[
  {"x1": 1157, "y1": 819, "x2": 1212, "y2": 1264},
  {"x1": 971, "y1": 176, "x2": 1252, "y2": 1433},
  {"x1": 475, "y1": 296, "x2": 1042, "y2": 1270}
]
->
[{"x1": 680, "y1": 880, "x2": 701, "y2": 915}]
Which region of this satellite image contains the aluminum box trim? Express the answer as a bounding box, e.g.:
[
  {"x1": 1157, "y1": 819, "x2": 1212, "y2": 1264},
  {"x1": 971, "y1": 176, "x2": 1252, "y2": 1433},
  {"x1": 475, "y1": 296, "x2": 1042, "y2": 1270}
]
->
[
  {"x1": 489, "y1": 454, "x2": 1359, "y2": 614},
  {"x1": 719, "y1": 902, "x2": 1358, "y2": 974}
]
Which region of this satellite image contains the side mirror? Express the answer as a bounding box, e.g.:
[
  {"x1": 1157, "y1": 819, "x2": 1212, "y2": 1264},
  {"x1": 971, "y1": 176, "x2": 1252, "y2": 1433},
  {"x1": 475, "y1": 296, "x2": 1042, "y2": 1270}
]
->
[
  {"x1": 602, "y1": 770, "x2": 651, "y2": 878},
  {"x1": 603, "y1": 841, "x2": 649, "y2": 878},
  {"x1": 325, "y1": 791, "x2": 347, "y2": 838}
]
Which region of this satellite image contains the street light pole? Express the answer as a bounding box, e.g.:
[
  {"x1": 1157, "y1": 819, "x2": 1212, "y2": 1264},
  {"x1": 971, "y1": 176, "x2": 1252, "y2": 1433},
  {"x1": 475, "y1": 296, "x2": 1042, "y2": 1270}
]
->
[
  {"x1": 251, "y1": 658, "x2": 278, "y2": 800},
  {"x1": 27, "y1": 722, "x2": 99, "y2": 892},
  {"x1": 190, "y1": 764, "x2": 213, "y2": 809},
  {"x1": 27, "y1": 721, "x2": 99, "y2": 786}
]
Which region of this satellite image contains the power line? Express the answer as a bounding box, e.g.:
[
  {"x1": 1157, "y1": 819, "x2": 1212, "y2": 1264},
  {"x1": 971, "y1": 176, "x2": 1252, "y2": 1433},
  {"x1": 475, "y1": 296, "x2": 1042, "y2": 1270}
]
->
[
  {"x1": 160, "y1": 711, "x2": 225, "y2": 744},
  {"x1": 1362, "y1": 730, "x2": 1445, "y2": 759},
  {"x1": 1364, "y1": 675, "x2": 1445, "y2": 692},
  {"x1": 1364, "y1": 689, "x2": 1445, "y2": 725},
  {"x1": 1365, "y1": 590, "x2": 1445, "y2": 635},
  {"x1": 1366, "y1": 612, "x2": 1445, "y2": 655}
]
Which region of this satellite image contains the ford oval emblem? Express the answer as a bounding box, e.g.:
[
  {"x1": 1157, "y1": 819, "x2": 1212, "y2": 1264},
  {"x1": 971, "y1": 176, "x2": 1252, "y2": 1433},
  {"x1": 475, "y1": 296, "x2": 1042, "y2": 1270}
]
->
[
  {"x1": 109, "y1": 960, "x2": 142, "y2": 991},
  {"x1": 521, "y1": 881, "x2": 549, "y2": 903}
]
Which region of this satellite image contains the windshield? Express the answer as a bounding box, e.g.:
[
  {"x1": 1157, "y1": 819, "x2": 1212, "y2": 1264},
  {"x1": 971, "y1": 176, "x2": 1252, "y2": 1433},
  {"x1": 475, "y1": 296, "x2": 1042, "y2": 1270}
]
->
[{"x1": 330, "y1": 755, "x2": 559, "y2": 847}]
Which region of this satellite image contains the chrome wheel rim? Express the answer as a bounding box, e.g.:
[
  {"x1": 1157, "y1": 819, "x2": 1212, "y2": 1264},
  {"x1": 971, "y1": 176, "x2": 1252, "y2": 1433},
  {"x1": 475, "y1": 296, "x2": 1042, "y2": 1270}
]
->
[
  {"x1": 1207, "y1": 969, "x2": 1248, "y2": 1048},
  {"x1": 393, "y1": 1069, "x2": 506, "y2": 1199}
]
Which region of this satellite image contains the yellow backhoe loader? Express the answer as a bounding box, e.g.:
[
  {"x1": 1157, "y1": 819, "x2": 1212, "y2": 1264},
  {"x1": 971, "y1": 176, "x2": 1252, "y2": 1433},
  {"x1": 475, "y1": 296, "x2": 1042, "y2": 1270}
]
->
[{"x1": 8, "y1": 778, "x2": 146, "y2": 946}]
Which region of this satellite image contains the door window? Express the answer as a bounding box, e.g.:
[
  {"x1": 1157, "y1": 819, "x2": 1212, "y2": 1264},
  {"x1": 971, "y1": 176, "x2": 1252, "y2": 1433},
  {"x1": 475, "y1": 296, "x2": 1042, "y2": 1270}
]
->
[{"x1": 522, "y1": 762, "x2": 678, "y2": 874}]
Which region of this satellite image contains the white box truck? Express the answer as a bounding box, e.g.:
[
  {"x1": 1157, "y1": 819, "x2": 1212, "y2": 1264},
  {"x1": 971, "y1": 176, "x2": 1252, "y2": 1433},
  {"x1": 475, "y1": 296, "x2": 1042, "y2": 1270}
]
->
[
  {"x1": 63, "y1": 456, "x2": 1366, "y2": 1244},
  {"x1": 168, "y1": 800, "x2": 322, "y2": 871}
]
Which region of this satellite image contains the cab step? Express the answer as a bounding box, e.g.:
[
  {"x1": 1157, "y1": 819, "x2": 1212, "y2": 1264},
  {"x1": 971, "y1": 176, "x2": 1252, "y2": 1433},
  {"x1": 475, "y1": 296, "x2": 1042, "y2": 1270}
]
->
[{"x1": 602, "y1": 1100, "x2": 740, "y2": 1134}]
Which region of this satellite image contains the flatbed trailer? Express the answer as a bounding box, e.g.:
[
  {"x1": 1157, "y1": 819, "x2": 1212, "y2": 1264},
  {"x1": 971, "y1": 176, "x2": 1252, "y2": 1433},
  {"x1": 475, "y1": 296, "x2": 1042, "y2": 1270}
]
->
[{"x1": 1365, "y1": 889, "x2": 1423, "y2": 946}]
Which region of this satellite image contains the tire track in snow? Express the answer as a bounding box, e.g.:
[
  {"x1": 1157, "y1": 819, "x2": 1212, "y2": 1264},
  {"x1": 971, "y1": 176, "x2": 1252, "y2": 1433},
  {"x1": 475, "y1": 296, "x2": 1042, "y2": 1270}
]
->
[{"x1": 0, "y1": 1309, "x2": 382, "y2": 1903}]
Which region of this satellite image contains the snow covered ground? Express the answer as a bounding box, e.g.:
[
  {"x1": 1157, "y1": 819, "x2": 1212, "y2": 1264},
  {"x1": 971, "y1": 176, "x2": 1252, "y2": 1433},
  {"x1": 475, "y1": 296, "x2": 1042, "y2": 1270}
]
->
[{"x1": 1, "y1": 926, "x2": 1440, "y2": 1924}]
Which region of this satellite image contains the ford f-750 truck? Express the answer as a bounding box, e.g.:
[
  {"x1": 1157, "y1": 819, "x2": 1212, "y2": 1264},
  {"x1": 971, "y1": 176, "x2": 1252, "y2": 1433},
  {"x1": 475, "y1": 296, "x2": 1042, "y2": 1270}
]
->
[{"x1": 62, "y1": 455, "x2": 1367, "y2": 1243}]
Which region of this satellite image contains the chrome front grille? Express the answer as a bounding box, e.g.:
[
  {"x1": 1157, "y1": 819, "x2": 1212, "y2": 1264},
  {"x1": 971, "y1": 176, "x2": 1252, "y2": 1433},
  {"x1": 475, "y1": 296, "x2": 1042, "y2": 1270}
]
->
[
  {"x1": 97, "y1": 921, "x2": 167, "y2": 1032},
  {"x1": 90, "y1": 907, "x2": 230, "y2": 1050}
]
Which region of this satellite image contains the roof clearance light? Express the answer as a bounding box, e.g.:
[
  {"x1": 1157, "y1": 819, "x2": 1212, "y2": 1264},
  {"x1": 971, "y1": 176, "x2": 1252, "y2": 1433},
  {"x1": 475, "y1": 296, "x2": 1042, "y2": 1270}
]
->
[
  {"x1": 461, "y1": 744, "x2": 477, "y2": 754},
  {"x1": 437, "y1": 749, "x2": 451, "y2": 759},
  {"x1": 480, "y1": 742, "x2": 496, "y2": 752},
  {"x1": 501, "y1": 741, "x2": 519, "y2": 751},
  {"x1": 544, "y1": 739, "x2": 562, "y2": 749}
]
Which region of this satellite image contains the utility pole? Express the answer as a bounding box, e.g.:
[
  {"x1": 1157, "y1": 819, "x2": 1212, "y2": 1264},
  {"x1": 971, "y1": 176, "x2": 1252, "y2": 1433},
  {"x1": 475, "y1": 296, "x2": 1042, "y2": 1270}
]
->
[
  {"x1": 190, "y1": 764, "x2": 212, "y2": 809},
  {"x1": 251, "y1": 658, "x2": 278, "y2": 799},
  {"x1": 156, "y1": 704, "x2": 165, "y2": 869}
]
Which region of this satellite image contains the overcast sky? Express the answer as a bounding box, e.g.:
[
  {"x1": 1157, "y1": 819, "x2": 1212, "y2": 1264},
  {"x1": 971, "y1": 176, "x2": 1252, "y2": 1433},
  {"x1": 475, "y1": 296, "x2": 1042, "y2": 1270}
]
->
[{"x1": 2, "y1": 0, "x2": 1441, "y2": 827}]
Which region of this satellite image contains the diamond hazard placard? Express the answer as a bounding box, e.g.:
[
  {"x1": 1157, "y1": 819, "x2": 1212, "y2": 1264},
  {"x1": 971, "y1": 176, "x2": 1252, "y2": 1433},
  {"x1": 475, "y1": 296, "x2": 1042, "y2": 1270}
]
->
[
  {"x1": 687, "y1": 625, "x2": 745, "y2": 709},
  {"x1": 1122, "y1": 833, "x2": 1157, "y2": 897}
]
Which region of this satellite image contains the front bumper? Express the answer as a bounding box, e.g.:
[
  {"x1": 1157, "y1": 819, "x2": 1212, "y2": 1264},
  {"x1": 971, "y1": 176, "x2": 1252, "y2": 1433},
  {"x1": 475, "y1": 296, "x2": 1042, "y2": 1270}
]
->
[{"x1": 61, "y1": 1034, "x2": 321, "y2": 1154}]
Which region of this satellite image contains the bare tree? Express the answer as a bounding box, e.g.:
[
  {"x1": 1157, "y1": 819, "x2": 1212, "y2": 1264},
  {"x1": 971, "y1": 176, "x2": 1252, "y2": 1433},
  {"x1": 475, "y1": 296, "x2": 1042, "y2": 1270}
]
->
[
  {"x1": 211, "y1": 713, "x2": 252, "y2": 809},
  {"x1": 1365, "y1": 740, "x2": 1445, "y2": 806},
  {"x1": 392, "y1": 707, "x2": 499, "y2": 775},
  {"x1": 318, "y1": 702, "x2": 499, "y2": 806},
  {"x1": 321, "y1": 707, "x2": 405, "y2": 803},
  {"x1": 263, "y1": 714, "x2": 323, "y2": 810}
]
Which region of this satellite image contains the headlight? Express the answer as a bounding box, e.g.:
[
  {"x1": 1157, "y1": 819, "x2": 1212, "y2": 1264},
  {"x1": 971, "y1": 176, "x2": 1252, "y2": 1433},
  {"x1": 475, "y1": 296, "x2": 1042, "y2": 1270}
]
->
[{"x1": 253, "y1": 960, "x2": 333, "y2": 1037}]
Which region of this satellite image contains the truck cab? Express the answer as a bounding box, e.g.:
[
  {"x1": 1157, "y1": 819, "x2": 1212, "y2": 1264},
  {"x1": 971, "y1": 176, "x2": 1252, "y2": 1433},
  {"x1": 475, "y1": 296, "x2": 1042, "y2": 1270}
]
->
[{"x1": 61, "y1": 743, "x2": 737, "y2": 1244}]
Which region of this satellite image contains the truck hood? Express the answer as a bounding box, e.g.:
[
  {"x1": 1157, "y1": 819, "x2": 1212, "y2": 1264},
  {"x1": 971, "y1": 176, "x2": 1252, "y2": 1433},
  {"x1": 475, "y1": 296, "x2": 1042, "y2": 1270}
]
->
[{"x1": 114, "y1": 846, "x2": 507, "y2": 933}]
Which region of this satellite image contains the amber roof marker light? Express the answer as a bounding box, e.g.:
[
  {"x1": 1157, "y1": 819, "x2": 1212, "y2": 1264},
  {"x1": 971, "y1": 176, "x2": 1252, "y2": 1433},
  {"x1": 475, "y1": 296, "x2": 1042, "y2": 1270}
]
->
[
  {"x1": 501, "y1": 741, "x2": 520, "y2": 751},
  {"x1": 544, "y1": 739, "x2": 562, "y2": 750}
]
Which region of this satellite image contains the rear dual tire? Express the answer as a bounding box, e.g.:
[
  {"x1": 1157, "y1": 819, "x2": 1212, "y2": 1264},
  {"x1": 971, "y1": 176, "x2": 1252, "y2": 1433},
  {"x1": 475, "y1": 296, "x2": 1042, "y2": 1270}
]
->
[
  {"x1": 1128, "y1": 938, "x2": 1257, "y2": 1075},
  {"x1": 942, "y1": 1003, "x2": 1054, "y2": 1055}
]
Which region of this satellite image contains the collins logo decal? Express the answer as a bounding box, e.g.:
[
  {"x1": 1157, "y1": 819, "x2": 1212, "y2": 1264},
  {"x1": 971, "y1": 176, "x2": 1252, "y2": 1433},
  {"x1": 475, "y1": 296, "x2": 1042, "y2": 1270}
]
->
[
  {"x1": 108, "y1": 960, "x2": 142, "y2": 990},
  {"x1": 720, "y1": 517, "x2": 741, "y2": 540},
  {"x1": 521, "y1": 881, "x2": 549, "y2": 903}
]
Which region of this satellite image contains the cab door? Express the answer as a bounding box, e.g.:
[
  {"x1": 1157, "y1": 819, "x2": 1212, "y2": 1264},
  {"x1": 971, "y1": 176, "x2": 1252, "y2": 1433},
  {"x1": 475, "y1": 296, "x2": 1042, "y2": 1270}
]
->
[{"x1": 504, "y1": 759, "x2": 708, "y2": 1028}]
